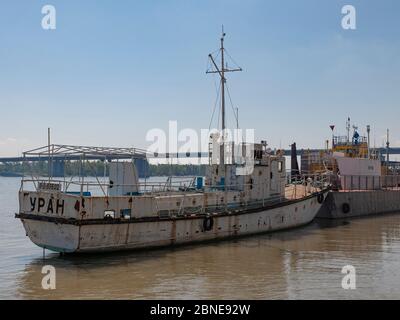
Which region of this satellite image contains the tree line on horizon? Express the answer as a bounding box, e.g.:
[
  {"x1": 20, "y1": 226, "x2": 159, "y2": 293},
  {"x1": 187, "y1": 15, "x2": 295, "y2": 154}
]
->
[{"x1": 0, "y1": 161, "x2": 207, "y2": 177}]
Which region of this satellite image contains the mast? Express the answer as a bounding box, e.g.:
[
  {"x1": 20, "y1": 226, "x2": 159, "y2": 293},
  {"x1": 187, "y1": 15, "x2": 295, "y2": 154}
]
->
[
  {"x1": 367, "y1": 125, "x2": 371, "y2": 159},
  {"x1": 221, "y1": 32, "x2": 226, "y2": 132},
  {"x1": 386, "y1": 129, "x2": 390, "y2": 164},
  {"x1": 346, "y1": 117, "x2": 351, "y2": 144},
  {"x1": 48, "y1": 127, "x2": 51, "y2": 181},
  {"x1": 236, "y1": 107, "x2": 239, "y2": 130},
  {"x1": 207, "y1": 27, "x2": 242, "y2": 166}
]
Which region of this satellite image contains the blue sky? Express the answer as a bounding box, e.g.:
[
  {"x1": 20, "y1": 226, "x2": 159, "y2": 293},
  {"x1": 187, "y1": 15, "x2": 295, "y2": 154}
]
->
[{"x1": 1, "y1": 0, "x2": 400, "y2": 156}]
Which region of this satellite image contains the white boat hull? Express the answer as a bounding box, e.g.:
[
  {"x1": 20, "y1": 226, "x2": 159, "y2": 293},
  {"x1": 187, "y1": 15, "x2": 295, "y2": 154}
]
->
[{"x1": 19, "y1": 191, "x2": 327, "y2": 253}]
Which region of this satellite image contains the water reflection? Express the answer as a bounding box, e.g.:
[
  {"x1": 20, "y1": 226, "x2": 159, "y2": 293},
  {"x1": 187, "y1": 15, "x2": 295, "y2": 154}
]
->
[
  {"x1": 12, "y1": 214, "x2": 400, "y2": 300},
  {"x1": 3, "y1": 176, "x2": 400, "y2": 299}
]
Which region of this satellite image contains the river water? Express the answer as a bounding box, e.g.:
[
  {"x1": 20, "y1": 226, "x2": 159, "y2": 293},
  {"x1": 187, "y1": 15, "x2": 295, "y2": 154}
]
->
[{"x1": 1, "y1": 177, "x2": 400, "y2": 299}]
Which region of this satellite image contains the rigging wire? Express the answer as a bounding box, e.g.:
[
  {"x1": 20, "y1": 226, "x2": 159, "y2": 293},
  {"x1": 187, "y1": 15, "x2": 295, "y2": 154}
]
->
[
  {"x1": 225, "y1": 83, "x2": 239, "y2": 129},
  {"x1": 212, "y1": 71, "x2": 219, "y2": 96},
  {"x1": 217, "y1": 97, "x2": 221, "y2": 131},
  {"x1": 224, "y1": 48, "x2": 242, "y2": 70},
  {"x1": 206, "y1": 50, "x2": 221, "y2": 74},
  {"x1": 208, "y1": 81, "x2": 222, "y2": 131}
]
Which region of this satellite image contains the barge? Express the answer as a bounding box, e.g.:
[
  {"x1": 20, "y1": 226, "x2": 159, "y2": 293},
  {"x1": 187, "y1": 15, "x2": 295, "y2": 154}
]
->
[{"x1": 301, "y1": 119, "x2": 400, "y2": 219}]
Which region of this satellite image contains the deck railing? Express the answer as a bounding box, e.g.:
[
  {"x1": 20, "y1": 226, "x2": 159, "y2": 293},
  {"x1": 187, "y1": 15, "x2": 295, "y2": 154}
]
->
[
  {"x1": 20, "y1": 177, "x2": 198, "y2": 197},
  {"x1": 20, "y1": 173, "x2": 329, "y2": 196},
  {"x1": 19, "y1": 174, "x2": 330, "y2": 219},
  {"x1": 331, "y1": 174, "x2": 400, "y2": 191}
]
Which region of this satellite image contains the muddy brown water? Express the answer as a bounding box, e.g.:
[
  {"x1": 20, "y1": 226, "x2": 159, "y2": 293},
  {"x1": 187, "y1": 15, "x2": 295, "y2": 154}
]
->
[{"x1": 1, "y1": 177, "x2": 400, "y2": 299}]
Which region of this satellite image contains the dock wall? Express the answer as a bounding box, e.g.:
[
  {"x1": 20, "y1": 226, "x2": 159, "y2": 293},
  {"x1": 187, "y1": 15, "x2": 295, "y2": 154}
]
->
[{"x1": 317, "y1": 190, "x2": 400, "y2": 219}]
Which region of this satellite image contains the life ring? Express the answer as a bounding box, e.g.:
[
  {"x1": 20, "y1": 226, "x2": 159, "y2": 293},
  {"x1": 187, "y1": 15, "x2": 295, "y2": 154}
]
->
[
  {"x1": 317, "y1": 193, "x2": 324, "y2": 204},
  {"x1": 203, "y1": 216, "x2": 214, "y2": 232},
  {"x1": 342, "y1": 203, "x2": 350, "y2": 214}
]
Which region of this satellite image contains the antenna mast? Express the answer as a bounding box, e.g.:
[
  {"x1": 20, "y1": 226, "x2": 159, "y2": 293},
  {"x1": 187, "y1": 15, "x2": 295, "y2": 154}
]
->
[
  {"x1": 346, "y1": 117, "x2": 351, "y2": 144},
  {"x1": 221, "y1": 29, "x2": 226, "y2": 131},
  {"x1": 207, "y1": 27, "x2": 242, "y2": 165},
  {"x1": 367, "y1": 125, "x2": 371, "y2": 159},
  {"x1": 48, "y1": 127, "x2": 51, "y2": 181},
  {"x1": 386, "y1": 129, "x2": 390, "y2": 164}
]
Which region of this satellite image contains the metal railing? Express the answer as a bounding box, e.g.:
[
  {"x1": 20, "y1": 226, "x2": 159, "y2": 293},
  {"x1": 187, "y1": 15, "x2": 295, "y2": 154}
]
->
[
  {"x1": 287, "y1": 173, "x2": 330, "y2": 199},
  {"x1": 20, "y1": 177, "x2": 198, "y2": 197},
  {"x1": 21, "y1": 173, "x2": 329, "y2": 195},
  {"x1": 331, "y1": 174, "x2": 400, "y2": 191},
  {"x1": 20, "y1": 173, "x2": 330, "y2": 219}
]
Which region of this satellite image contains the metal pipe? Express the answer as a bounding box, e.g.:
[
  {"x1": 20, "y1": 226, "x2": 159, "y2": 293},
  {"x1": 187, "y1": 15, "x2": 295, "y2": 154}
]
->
[
  {"x1": 387, "y1": 129, "x2": 390, "y2": 164},
  {"x1": 48, "y1": 128, "x2": 51, "y2": 181},
  {"x1": 367, "y1": 125, "x2": 371, "y2": 159}
]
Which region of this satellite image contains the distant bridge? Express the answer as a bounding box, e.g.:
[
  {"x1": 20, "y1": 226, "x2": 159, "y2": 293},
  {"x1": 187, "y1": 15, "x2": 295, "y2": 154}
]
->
[
  {"x1": 0, "y1": 144, "x2": 150, "y2": 177},
  {"x1": 1, "y1": 147, "x2": 399, "y2": 177},
  {"x1": 1, "y1": 147, "x2": 400, "y2": 163}
]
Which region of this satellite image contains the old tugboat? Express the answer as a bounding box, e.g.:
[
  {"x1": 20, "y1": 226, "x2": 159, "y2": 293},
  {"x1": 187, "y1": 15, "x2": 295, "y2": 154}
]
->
[{"x1": 16, "y1": 32, "x2": 329, "y2": 253}]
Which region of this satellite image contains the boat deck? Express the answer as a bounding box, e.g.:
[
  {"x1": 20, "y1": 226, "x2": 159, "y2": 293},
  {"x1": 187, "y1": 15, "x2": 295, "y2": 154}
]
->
[{"x1": 285, "y1": 184, "x2": 319, "y2": 200}]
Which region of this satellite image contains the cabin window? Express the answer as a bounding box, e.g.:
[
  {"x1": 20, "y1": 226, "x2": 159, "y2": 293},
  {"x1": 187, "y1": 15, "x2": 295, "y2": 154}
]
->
[
  {"x1": 104, "y1": 210, "x2": 115, "y2": 219},
  {"x1": 120, "y1": 209, "x2": 131, "y2": 219},
  {"x1": 278, "y1": 161, "x2": 283, "y2": 172},
  {"x1": 158, "y1": 210, "x2": 170, "y2": 218}
]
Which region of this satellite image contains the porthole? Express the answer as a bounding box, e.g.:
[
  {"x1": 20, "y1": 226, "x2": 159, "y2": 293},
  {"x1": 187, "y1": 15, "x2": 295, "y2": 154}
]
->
[{"x1": 104, "y1": 210, "x2": 115, "y2": 219}]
